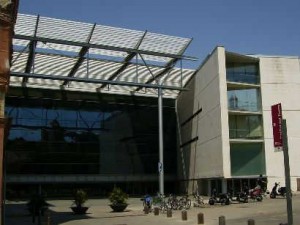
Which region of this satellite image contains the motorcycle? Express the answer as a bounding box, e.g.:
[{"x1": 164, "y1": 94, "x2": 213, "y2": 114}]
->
[
  {"x1": 141, "y1": 194, "x2": 152, "y2": 212},
  {"x1": 270, "y1": 182, "x2": 286, "y2": 198},
  {"x1": 208, "y1": 189, "x2": 230, "y2": 205},
  {"x1": 248, "y1": 186, "x2": 263, "y2": 201},
  {"x1": 228, "y1": 186, "x2": 249, "y2": 203},
  {"x1": 235, "y1": 190, "x2": 249, "y2": 203}
]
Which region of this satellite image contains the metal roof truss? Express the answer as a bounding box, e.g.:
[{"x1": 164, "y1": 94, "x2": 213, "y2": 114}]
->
[{"x1": 11, "y1": 14, "x2": 197, "y2": 98}]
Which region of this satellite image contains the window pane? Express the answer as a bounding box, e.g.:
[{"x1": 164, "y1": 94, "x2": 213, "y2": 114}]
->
[
  {"x1": 227, "y1": 89, "x2": 261, "y2": 112},
  {"x1": 230, "y1": 143, "x2": 266, "y2": 176},
  {"x1": 226, "y1": 63, "x2": 259, "y2": 84}
]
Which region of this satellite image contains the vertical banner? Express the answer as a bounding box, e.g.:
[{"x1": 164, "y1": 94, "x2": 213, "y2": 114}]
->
[{"x1": 271, "y1": 103, "x2": 283, "y2": 151}]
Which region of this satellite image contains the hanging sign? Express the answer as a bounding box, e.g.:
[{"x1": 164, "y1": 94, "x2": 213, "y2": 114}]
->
[{"x1": 271, "y1": 103, "x2": 283, "y2": 150}]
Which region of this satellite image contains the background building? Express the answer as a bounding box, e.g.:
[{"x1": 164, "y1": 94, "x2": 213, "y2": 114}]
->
[{"x1": 177, "y1": 46, "x2": 300, "y2": 195}]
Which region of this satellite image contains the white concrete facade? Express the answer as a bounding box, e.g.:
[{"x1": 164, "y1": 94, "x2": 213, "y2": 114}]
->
[
  {"x1": 260, "y1": 56, "x2": 300, "y2": 191},
  {"x1": 177, "y1": 46, "x2": 300, "y2": 194}
]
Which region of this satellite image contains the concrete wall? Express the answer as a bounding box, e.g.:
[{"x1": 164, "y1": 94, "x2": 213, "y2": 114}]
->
[
  {"x1": 260, "y1": 56, "x2": 300, "y2": 191},
  {"x1": 177, "y1": 47, "x2": 230, "y2": 193},
  {"x1": 177, "y1": 48, "x2": 300, "y2": 193}
]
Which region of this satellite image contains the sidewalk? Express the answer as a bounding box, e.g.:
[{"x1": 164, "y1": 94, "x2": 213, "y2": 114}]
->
[{"x1": 5, "y1": 194, "x2": 300, "y2": 225}]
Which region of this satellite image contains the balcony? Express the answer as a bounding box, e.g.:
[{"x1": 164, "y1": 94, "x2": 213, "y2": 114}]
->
[
  {"x1": 227, "y1": 72, "x2": 259, "y2": 85},
  {"x1": 227, "y1": 89, "x2": 261, "y2": 112},
  {"x1": 229, "y1": 128, "x2": 263, "y2": 140}
]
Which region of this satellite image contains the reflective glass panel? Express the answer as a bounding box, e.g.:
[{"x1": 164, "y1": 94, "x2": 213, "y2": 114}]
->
[
  {"x1": 226, "y1": 63, "x2": 259, "y2": 84},
  {"x1": 5, "y1": 94, "x2": 177, "y2": 176}
]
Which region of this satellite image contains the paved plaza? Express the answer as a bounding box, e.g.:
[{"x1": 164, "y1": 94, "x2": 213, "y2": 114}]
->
[{"x1": 4, "y1": 193, "x2": 300, "y2": 225}]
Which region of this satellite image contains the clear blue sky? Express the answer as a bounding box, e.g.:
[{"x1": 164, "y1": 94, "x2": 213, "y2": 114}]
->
[{"x1": 19, "y1": 0, "x2": 300, "y2": 69}]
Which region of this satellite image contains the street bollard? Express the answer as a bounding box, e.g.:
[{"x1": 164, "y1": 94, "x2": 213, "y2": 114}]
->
[
  {"x1": 144, "y1": 206, "x2": 149, "y2": 214},
  {"x1": 197, "y1": 212, "x2": 204, "y2": 224},
  {"x1": 248, "y1": 219, "x2": 255, "y2": 225},
  {"x1": 167, "y1": 209, "x2": 172, "y2": 217},
  {"x1": 153, "y1": 207, "x2": 159, "y2": 216},
  {"x1": 219, "y1": 215, "x2": 226, "y2": 225},
  {"x1": 181, "y1": 210, "x2": 187, "y2": 221}
]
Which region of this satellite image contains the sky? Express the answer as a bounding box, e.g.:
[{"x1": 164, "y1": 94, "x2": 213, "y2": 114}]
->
[{"x1": 18, "y1": 0, "x2": 300, "y2": 69}]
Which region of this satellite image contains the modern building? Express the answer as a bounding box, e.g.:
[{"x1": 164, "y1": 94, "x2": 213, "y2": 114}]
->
[
  {"x1": 5, "y1": 13, "x2": 196, "y2": 197},
  {"x1": 177, "y1": 46, "x2": 300, "y2": 195},
  {"x1": 5, "y1": 14, "x2": 300, "y2": 197}
]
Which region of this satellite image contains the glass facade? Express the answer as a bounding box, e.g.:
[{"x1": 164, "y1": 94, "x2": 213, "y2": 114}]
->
[
  {"x1": 5, "y1": 90, "x2": 178, "y2": 195},
  {"x1": 226, "y1": 63, "x2": 259, "y2": 84},
  {"x1": 226, "y1": 58, "x2": 265, "y2": 183},
  {"x1": 227, "y1": 89, "x2": 261, "y2": 112},
  {"x1": 229, "y1": 115, "x2": 263, "y2": 139},
  {"x1": 230, "y1": 143, "x2": 266, "y2": 176}
]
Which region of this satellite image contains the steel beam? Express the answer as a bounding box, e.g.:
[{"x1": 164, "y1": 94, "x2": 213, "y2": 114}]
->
[
  {"x1": 135, "y1": 38, "x2": 193, "y2": 92},
  {"x1": 11, "y1": 71, "x2": 189, "y2": 91},
  {"x1": 14, "y1": 34, "x2": 198, "y2": 61},
  {"x1": 100, "y1": 31, "x2": 147, "y2": 89},
  {"x1": 22, "y1": 15, "x2": 39, "y2": 83},
  {"x1": 62, "y1": 23, "x2": 96, "y2": 86}
]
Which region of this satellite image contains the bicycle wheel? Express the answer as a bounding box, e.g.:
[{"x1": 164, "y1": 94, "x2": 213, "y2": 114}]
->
[
  {"x1": 185, "y1": 199, "x2": 191, "y2": 209},
  {"x1": 171, "y1": 199, "x2": 179, "y2": 210}
]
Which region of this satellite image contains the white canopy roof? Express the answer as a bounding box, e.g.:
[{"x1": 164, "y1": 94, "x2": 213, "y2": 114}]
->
[{"x1": 10, "y1": 14, "x2": 197, "y2": 98}]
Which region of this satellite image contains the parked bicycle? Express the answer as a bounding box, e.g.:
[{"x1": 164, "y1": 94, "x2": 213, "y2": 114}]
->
[
  {"x1": 178, "y1": 194, "x2": 191, "y2": 210},
  {"x1": 153, "y1": 193, "x2": 170, "y2": 213},
  {"x1": 167, "y1": 194, "x2": 180, "y2": 210},
  {"x1": 193, "y1": 192, "x2": 205, "y2": 207}
]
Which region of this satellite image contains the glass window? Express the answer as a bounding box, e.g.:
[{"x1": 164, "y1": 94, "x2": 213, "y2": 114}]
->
[
  {"x1": 229, "y1": 115, "x2": 263, "y2": 139},
  {"x1": 230, "y1": 143, "x2": 266, "y2": 176},
  {"x1": 227, "y1": 89, "x2": 261, "y2": 112},
  {"x1": 226, "y1": 63, "x2": 259, "y2": 84},
  {"x1": 5, "y1": 95, "x2": 177, "y2": 176}
]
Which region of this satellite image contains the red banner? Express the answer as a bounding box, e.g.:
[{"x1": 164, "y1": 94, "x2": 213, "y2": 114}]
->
[{"x1": 271, "y1": 103, "x2": 283, "y2": 148}]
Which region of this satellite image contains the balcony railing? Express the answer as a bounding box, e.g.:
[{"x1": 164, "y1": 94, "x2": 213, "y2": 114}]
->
[
  {"x1": 229, "y1": 129, "x2": 263, "y2": 139},
  {"x1": 227, "y1": 73, "x2": 259, "y2": 84},
  {"x1": 228, "y1": 100, "x2": 261, "y2": 112}
]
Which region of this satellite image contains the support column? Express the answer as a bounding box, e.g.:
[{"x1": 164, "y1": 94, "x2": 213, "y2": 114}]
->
[
  {"x1": 208, "y1": 180, "x2": 212, "y2": 196},
  {"x1": 158, "y1": 87, "x2": 164, "y2": 195},
  {"x1": 221, "y1": 179, "x2": 227, "y2": 194}
]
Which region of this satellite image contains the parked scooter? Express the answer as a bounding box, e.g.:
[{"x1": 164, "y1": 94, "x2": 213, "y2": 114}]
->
[
  {"x1": 228, "y1": 188, "x2": 248, "y2": 203},
  {"x1": 248, "y1": 186, "x2": 263, "y2": 201},
  {"x1": 141, "y1": 194, "x2": 152, "y2": 212},
  {"x1": 270, "y1": 182, "x2": 286, "y2": 198},
  {"x1": 208, "y1": 189, "x2": 230, "y2": 205}
]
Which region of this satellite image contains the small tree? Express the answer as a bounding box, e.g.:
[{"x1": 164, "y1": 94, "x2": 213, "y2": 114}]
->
[
  {"x1": 109, "y1": 187, "x2": 128, "y2": 205},
  {"x1": 73, "y1": 189, "x2": 88, "y2": 208}
]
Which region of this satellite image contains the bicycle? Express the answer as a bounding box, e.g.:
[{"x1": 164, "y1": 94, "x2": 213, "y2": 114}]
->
[
  {"x1": 178, "y1": 194, "x2": 191, "y2": 210},
  {"x1": 193, "y1": 192, "x2": 205, "y2": 207},
  {"x1": 167, "y1": 194, "x2": 179, "y2": 210},
  {"x1": 153, "y1": 193, "x2": 170, "y2": 213}
]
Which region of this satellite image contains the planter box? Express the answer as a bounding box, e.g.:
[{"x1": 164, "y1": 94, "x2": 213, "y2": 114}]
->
[
  {"x1": 71, "y1": 206, "x2": 89, "y2": 214},
  {"x1": 109, "y1": 204, "x2": 128, "y2": 212}
]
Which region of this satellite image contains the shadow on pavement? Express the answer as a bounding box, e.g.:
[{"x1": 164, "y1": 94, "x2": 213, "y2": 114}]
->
[{"x1": 5, "y1": 202, "x2": 93, "y2": 225}]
